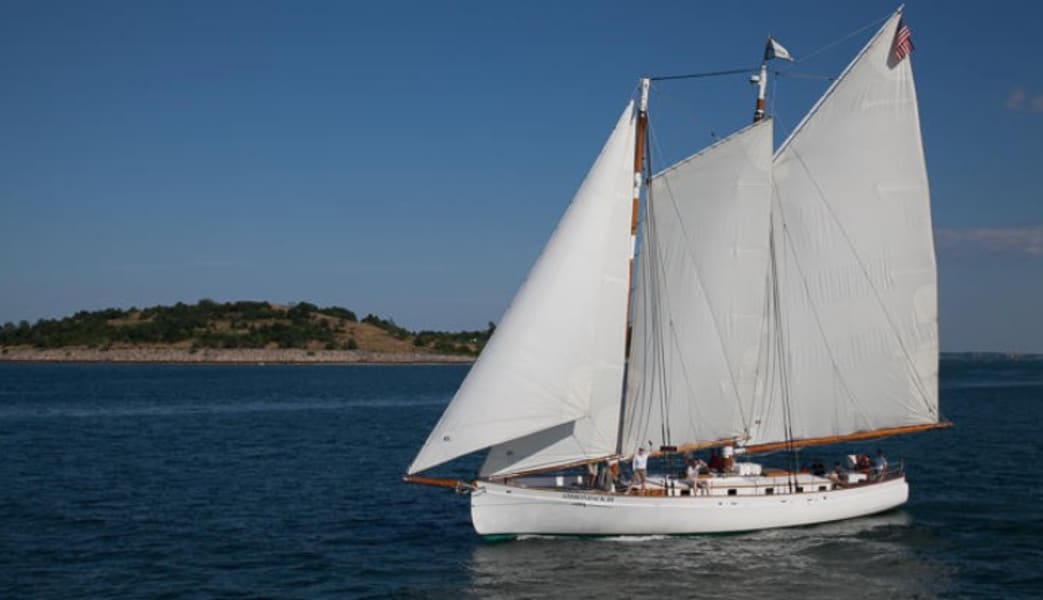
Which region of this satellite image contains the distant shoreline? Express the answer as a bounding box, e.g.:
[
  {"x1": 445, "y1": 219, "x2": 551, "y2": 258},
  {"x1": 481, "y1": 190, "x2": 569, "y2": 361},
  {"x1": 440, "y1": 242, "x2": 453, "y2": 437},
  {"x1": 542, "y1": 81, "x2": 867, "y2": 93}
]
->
[
  {"x1": 1, "y1": 348, "x2": 1038, "y2": 366},
  {"x1": 0, "y1": 347, "x2": 474, "y2": 365},
  {"x1": 939, "y1": 351, "x2": 1042, "y2": 361}
]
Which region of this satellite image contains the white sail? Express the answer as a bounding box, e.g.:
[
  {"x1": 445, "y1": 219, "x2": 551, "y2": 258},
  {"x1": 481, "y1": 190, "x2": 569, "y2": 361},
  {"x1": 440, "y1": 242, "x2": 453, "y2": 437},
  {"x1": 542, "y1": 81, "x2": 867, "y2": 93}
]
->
[
  {"x1": 754, "y1": 11, "x2": 939, "y2": 445},
  {"x1": 623, "y1": 119, "x2": 774, "y2": 452},
  {"x1": 480, "y1": 417, "x2": 614, "y2": 477},
  {"x1": 408, "y1": 103, "x2": 636, "y2": 475}
]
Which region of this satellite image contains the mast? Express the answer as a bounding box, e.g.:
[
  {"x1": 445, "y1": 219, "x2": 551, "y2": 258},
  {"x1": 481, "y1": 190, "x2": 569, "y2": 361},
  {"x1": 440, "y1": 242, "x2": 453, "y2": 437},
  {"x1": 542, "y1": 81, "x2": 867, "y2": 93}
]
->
[
  {"x1": 754, "y1": 34, "x2": 793, "y2": 122},
  {"x1": 630, "y1": 78, "x2": 650, "y2": 280},
  {"x1": 616, "y1": 77, "x2": 650, "y2": 456},
  {"x1": 752, "y1": 35, "x2": 772, "y2": 122},
  {"x1": 752, "y1": 61, "x2": 768, "y2": 123}
]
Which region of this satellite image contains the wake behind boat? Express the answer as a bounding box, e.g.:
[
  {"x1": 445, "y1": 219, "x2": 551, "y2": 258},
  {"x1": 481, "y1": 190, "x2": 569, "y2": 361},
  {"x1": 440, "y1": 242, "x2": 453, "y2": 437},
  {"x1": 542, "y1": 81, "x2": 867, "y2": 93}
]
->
[{"x1": 405, "y1": 8, "x2": 950, "y2": 537}]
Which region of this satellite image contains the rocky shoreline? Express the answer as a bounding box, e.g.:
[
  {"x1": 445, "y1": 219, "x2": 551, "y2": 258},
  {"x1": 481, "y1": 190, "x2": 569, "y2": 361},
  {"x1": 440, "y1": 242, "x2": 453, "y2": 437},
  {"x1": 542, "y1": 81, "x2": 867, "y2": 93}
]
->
[{"x1": 0, "y1": 347, "x2": 474, "y2": 365}]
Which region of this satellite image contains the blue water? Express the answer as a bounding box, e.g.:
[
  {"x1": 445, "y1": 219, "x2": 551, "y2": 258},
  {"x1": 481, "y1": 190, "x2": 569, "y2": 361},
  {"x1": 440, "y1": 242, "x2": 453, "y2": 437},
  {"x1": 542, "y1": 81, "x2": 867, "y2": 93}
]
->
[{"x1": 1, "y1": 360, "x2": 1041, "y2": 598}]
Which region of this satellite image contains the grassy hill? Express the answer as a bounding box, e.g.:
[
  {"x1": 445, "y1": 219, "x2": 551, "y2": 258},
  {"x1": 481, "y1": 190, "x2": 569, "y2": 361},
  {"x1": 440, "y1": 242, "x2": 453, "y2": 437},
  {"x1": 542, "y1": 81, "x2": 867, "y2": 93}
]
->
[{"x1": 0, "y1": 300, "x2": 493, "y2": 357}]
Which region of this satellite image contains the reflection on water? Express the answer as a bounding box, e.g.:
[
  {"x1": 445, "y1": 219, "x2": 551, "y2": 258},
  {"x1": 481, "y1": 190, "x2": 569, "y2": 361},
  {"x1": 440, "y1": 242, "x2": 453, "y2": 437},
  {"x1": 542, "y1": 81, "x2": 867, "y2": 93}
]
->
[{"x1": 468, "y1": 511, "x2": 949, "y2": 599}]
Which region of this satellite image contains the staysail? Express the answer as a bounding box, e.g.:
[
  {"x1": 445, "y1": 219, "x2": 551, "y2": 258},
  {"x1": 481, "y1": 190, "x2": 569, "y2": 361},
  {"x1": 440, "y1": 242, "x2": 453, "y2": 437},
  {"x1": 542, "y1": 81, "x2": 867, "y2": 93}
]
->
[
  {"x1": 749, "y1": 11, "x2": 939, "y2": 447},
  {"x1": 408, "y1": 103, "x2": 636, "y2": 475},
  {"x1": 623, "y1": 119, "x2": 774, "y2": 453}
]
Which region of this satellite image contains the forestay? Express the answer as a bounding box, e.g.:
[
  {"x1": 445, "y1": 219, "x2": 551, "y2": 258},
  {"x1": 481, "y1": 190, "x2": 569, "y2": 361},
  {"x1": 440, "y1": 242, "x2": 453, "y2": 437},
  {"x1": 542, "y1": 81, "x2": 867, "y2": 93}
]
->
[
  {"x1": 623, "y1": 119, "x2": 774, "y2": 453},
  {"x1": 408, "y1": 103, "x2": 636, "y2": 475},
  {"x1": 753, "y1": 12, "x2": 939, "y2": 445}
]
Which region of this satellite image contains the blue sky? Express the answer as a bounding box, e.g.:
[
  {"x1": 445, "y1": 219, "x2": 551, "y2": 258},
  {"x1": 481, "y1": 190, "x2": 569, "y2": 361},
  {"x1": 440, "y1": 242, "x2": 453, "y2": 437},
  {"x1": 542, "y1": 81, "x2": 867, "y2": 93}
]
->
[{"x1": 1, "y1": 1, "x2": 1040, "y2": 352}]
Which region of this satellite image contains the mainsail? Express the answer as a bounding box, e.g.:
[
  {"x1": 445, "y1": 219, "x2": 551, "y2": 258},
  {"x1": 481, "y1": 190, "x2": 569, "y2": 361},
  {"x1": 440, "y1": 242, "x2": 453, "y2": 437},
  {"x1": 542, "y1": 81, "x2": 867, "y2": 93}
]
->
[
  {"x1": 623, "y1": 119, "x2": 774, "y2": 452},
  {"x1": 407, "y1": 103, "x2": 636, "y2": 475},
  {"x1": 749, "y1": 11, "x2": 939, "y2": 447}
]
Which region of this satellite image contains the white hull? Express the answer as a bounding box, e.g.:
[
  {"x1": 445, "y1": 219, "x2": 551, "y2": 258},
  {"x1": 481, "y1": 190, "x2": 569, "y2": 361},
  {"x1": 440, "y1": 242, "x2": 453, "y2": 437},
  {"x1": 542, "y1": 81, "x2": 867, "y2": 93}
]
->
[{"x1": 471, "y1": 476, "x2": 909, "y2": 536}]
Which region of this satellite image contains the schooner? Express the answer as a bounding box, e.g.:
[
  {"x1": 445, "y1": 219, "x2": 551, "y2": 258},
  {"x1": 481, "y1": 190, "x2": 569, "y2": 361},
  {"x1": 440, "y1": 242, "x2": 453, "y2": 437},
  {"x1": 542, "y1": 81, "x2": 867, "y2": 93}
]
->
[{"x1": 405, "y1": 8, "x2": 950, "y2": 536}]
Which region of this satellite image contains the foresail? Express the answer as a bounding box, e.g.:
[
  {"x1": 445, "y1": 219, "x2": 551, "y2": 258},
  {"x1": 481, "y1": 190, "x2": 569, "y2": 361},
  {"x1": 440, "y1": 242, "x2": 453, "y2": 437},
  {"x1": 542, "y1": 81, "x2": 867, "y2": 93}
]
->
[
  {"x1": 623, "y1": 119, "x2": 773, "y2": 453},
  {"x1": 756, "y1": 11, "x2": 939, "y2": 446},
  {"x1": 408, "y1": 103, "x2": 636, "y2": 475},
  {"x1": 480, "y1": 418, "x2": 614, "y2": 477}
]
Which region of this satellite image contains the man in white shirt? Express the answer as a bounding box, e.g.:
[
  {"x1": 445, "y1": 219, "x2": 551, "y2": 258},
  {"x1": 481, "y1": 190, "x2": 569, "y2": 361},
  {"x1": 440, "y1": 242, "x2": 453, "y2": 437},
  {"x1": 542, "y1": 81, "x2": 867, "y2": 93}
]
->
[{"x1": 627, "y1": 447, "x2": 649, "y2": 495}]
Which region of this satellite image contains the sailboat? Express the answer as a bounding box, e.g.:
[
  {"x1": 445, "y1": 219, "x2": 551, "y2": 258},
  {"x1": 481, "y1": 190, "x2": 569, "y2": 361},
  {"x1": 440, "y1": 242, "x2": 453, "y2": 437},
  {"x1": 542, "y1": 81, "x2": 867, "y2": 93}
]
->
[{"x1": 405, "y1": 8, "x2": 950, "y2": 537}]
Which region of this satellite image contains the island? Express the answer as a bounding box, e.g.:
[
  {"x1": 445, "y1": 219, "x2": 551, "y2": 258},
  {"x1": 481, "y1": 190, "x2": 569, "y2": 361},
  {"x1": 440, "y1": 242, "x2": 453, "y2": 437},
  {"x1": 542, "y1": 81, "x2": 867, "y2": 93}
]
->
[{"x1": 0, "y1": 300, "x2": 491, "y2": 364}]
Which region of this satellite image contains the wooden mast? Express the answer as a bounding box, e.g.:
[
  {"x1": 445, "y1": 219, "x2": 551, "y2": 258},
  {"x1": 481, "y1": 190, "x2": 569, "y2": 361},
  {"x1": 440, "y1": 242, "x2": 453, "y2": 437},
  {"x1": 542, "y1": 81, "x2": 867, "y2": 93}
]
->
[
  {"x1": 629, "y1": 78, "x2": 650, "y2": 302},
  {"x1": 752, "y1": 36, "x2": 776, "y2": 122},
  {"x1": 615, "y1": 78, "x2": 650, "y2": 457},
  {"x1": 752, "y1": 61, "x2": 768, "y2": 122}
]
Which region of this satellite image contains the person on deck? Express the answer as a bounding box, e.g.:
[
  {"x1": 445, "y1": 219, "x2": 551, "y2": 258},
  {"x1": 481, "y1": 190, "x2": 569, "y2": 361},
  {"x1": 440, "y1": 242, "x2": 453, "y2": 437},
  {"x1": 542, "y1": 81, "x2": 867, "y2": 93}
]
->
[
  {"x1": 708, "y1": 449, "x2": 724, "y2": 473},
  {"x1": 856, "y1": 453, "x2": 872, "y2": 473},
  {"x1": 687, "y1": 458, "x2": 709, "y2": 495},
  {"x1": 626, "y1": 448, "x2": 649, "y2": 495},
  {"x1": 585, "y1": 462, "x2": 598, "y2": 487},
  {"x1": 873, "y1": 449, "x2": 888, "y2": 480},
  {"x1": 608, "y1": 457, "x2": 620, "y2": 486},
  {"x1": 828, "y1": 462, "x2": 844, "y2": 484},
  {"x1": 593, "y1": 461, "x2": 608, "y2": 491}
]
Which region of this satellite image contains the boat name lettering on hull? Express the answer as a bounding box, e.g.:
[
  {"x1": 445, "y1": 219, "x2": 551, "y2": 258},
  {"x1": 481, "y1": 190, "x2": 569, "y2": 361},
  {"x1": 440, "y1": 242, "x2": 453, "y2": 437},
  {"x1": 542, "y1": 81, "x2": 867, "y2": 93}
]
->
[{"x1": 562, "y1": 493, "x2": 614, "y2": 503}]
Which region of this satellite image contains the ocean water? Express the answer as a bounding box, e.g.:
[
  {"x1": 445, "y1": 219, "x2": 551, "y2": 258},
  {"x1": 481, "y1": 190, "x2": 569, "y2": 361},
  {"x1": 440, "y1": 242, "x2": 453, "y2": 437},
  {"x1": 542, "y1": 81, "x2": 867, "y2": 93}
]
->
[{"x1": 1, "y1": 359, "x2": 1040, "y2": 599}]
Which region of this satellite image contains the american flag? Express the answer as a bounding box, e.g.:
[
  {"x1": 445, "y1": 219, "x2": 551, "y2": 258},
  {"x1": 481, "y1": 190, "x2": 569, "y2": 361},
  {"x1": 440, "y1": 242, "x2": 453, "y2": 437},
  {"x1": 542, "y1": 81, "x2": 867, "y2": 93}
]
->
[{"x1": 892, "y1": 18, "x2": 914, "y2": 63}]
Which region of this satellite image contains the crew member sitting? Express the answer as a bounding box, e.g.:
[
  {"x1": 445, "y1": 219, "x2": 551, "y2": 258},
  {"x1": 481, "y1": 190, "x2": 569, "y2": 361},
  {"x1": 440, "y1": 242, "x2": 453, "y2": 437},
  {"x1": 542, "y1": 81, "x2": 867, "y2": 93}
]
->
[
  {"x1": 856, "y1": 453, "x2": 872, "y2": 473},
  {"x1": 686, "y1": 458, "x2": 710, "y2": 496},
  {"x1": 828, "y1": 462, "x2": 844, "y2": 484}
]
